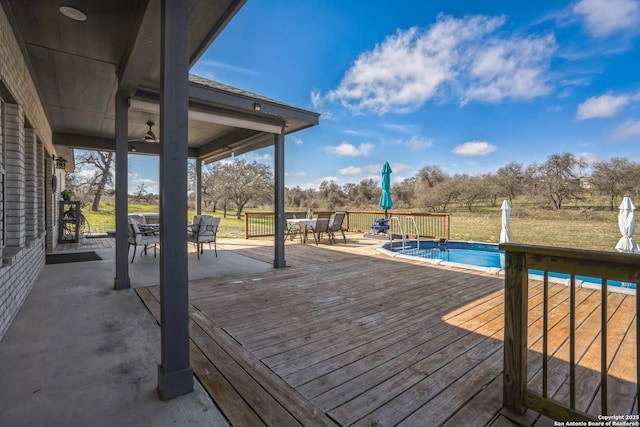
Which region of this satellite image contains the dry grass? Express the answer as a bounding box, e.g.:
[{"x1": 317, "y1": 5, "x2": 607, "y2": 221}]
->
[{"x1": 449, "y1": 207, "x2": 621, "y2": 251}]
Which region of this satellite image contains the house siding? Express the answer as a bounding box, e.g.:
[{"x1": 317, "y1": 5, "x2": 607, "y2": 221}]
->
[{"x1": 0, "y1": 3, "x2": 55, "y2": 342}]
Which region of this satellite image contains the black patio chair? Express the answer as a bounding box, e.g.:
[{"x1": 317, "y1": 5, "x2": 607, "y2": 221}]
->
[
  {"x1": 328, "y1": 212, "x2": 347, "y2": 244},
  {"x1": 308, "y1": 213, "x2": 332, "y2": 245}
]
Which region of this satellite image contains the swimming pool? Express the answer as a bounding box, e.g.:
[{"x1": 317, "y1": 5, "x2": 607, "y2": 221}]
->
[{"x1": 378, "y1": 239, "x2": 636, "y2": 293}]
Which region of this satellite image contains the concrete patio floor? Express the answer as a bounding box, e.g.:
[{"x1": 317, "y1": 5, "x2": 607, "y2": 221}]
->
[{"x1": 0, "y1": 239, "x2": 275, "y2": 426}]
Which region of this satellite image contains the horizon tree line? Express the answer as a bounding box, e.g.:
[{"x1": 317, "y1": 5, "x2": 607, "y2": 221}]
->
[{"x1": 67, "y1": 151, "x2": 640, "y2": 214}]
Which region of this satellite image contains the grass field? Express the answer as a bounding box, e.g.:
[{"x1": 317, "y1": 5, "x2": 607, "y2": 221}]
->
[
  {"x1": 81, "y1": 202, "x2": 246, "y2": 239},
  {"x1": 80, "y1": 199, "x2": 626, "y2": 252}
]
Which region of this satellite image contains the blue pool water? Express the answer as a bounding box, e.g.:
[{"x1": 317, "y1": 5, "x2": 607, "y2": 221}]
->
[{"x1": 383, "y1": 240, "x2": 636, "y2": 291}]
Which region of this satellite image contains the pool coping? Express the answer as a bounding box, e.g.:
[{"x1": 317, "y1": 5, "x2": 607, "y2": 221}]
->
[{"x1": 375, "y1": 240, "x2": 636, "y2": 295}]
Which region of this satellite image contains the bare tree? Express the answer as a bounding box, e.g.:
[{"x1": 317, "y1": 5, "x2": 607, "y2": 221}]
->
[
  {"x1": 535, "y1": 153, "x2": 586, "y2": 210},
  {"x1": 74, "y1": 150, "x2": 114, "y2": 212},
  {"x1": 591, "y1": 157, "x2": 636, "y2": 210},
  {"x1": 391, "y1": 177, "x2": 416, "y2": 208},
  {"x1": 203, "y1": 160, "x2": 273, "y2": 219},
  {"x1": 417, "y1": 165, "x2": 447, "y2": 188},
  {"x1": 495, "y1": 162, "x2": 524, "y2": 204},
  {"x1": 454, "y1": 174, "x2": 489, "y2": 211}
]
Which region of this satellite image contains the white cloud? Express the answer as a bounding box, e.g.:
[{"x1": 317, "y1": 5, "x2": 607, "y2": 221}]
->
[
  {"x1": 342, "y1": 129, "x2": 372, "y2": 137},
  {"x1": 613, "y1": 120, "x2": 640, "y2": 139},
  {"x1": 390, "y1": 163, "x2": 412, "y2": 173},
  {"x1": 339, "y1": 166, "x2": 363, "y2": 174},
  {"x1": 576, "y1": 93, "x2": 630, "y2": 119},
  {"x1": 290, "y1": 136, "x2": 303, "y2": 145},
  {"x1": 404, "y1": 136, "x2": 433, "y2": 150},
  {"x1": 363, "y1": 164, "x2": 383, "y2": 174},
  {"x1": 453, "y1": 141, "x2": 498, "y2": 156},
  {"x1": 311, "y1": 89, "x2": 323, "y2": 110},
  {"x1": 577, "y1": 152, "x2": 599, "y2": 164},
  {"x1": 573, "y1": 0, "x2": 640, "y2": 37},
  {"x1": 363, "y1": 162, "x2": 412, "y2": 175},
  {"x1": 196, "y1": 60, "x2": 258, "y2": 75},
  {"x1": 237, "y1": 151, "x2": 272, "y2": 163},
  {"x1": 325, "y1": 14, "x2": 556, "y2": 113},
  {"x1": 383, "y1": 123, "x2": 415, "y2": 133},
  {"x1": 325, "y1": 142, "x2": 374, "y2": 156},
  {"x1": 463, "y1": 34, "x2": 556, "y2": 104},
  {"x1": 128, "y1": 172, "x2": 159, "y2": 194}
]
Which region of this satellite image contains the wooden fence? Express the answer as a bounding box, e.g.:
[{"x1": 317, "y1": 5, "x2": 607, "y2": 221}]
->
[
  {"x1": 244, "y1": 211, "x2": 450, "y2": 240},
  {"x1": 500, "y1": 243, "x2": 640, "y2": 420}
]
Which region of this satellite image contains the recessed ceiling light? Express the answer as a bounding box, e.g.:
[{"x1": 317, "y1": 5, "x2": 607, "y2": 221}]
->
[{"x1": 59, "y1": 6, "x2": 87, "y2": 21}]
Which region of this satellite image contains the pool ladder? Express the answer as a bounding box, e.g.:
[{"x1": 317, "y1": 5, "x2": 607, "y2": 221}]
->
[{"x1": 389, "y1": 216, "x2": 420, "y2": 252}]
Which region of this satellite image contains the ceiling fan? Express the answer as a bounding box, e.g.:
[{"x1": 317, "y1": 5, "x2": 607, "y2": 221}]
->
[{"x1": 129, "y1": 120, "x2": 158, "y2": 144}]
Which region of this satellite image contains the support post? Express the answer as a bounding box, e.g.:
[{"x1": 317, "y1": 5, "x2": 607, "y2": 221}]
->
[
  {"x1": 114, "y1": 89, "x2": 130, "y2": 290},
  {"x1": 195, "y1": 158, "x2": 202, "y2": 215},
  {"x1": 273, "y1": 132, "x2": 286, "y2": 268},
  {"x1": 503, "y1": 250, "x2": 528, "y2": 413},
  {"x1": 157, "y1": 0, "x2": 193, "y2": 400}
]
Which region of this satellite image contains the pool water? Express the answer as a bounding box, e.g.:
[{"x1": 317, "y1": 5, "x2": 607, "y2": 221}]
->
[{"x1": 384, "y1": 240, "x2": 636, "y2": 291}]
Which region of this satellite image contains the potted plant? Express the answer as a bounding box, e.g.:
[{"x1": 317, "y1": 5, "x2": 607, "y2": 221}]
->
[{"x1": 61, "y1": 189, "x2": 74, "y2": 201}]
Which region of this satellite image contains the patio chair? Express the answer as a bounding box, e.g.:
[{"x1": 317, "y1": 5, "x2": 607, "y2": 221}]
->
[
  {"x1": 127, "y1": 217, "x2": 160, "y2": 263},
  {"x1": 328, "y1": 212, "x2": 347, "y2": 244},
  {"x1": 188, "y1": 215, "x2": 220, "y2": 259},
  {"x1": 308, "y1": 213, "x2": 332, "y2": 245},
  {"x1": 284, "y1": 212, "x2": 303, "y2": 242}
]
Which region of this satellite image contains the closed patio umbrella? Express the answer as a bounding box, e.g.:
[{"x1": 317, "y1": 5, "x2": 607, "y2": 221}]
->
[
  {"x1": 379, "y1": 162, "x2": 393, "y2": 218},
  {"x1": 615, "y1": 196, "x2": 639, "y2": 252},
  {"x1": 500, "y1": 199, "x2": 511, "y2": 243}
]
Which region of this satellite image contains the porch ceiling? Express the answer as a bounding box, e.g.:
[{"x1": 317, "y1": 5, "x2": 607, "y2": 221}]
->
[{"x1": 1, "y1": 0, "x2": 318, "y2": 159}]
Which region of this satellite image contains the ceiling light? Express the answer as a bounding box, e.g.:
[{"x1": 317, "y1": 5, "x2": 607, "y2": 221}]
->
[{"x1": 59, "y1": 5, "x2": 87, "y2": 21}]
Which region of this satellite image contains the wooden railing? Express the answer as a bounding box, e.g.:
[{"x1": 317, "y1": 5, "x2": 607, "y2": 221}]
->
[
  {"x1": 244, "y1": 211, "x2": 450, "y2": 240},
  {"x1": 500, "y1": 243, "x2": 640, "y2": 420},
  {"x1": 344, "y1": 211, "x2": 449, "y2": 239}
]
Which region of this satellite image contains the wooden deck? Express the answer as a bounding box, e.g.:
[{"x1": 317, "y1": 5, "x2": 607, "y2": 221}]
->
[
  {"x1": 54, "y1": 236, "x2": 114, "y2": 252},
  {"x1": 136, "y1": 236, "x2": 637, "y2": 426}
]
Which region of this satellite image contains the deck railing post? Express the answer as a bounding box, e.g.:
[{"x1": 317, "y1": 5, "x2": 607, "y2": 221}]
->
[{"x1": 503, "y1": 249, "x2": 528, "y2": 414}]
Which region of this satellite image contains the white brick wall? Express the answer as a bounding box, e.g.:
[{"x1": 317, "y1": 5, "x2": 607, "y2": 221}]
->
[
  {"x1": 24, "y1": 128, "x2": 37, "y2": 239},
  {"x1": 4, "y1": 103, "x2": 25, "y2": 247},
  {"x1": 0, "y1": 237, "x2": 45, "y2": 341},
  {"x1": 0, "y1": 2, "x2": 53, "y2": 343}
]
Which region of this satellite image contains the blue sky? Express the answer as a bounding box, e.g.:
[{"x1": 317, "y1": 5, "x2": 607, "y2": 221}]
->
[{"x1": 127, "y1": 0, "x2": 640, "y2": 193}]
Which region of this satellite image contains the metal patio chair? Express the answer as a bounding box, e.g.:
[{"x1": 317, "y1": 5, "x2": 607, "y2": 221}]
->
[{"x1": 188, "y1": 215, "x2": 220, "y2": 259}]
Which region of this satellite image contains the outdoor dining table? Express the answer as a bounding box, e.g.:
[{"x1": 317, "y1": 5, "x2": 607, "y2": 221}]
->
[
  {"x1": 286, "y1": 217, "x2": 333, "y2": 243},
  {"x1": 138, "y1": 223, "x2": 160, "y2": 234}
]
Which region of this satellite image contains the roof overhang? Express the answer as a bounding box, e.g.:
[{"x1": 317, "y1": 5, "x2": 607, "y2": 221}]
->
[{"x1": 1, "y1": 0, "x2": 318, "y2": 160}]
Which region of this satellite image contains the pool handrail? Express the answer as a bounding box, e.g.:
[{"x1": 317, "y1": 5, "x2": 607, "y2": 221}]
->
[
  {"x1": 388, "y1": 216, "x2": 405, "y2": 250},
  {"x1": 404, "y1": 215, "x2": 420, "y2": 250}
]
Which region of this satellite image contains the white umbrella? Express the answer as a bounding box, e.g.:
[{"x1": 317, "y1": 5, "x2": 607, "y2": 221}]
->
[
  {"x1": 500, "y1": 199, "x2": 511, "y2": 244},
  {"x1": 615, "y1": 196, "x2": 639, "y2": 252}
]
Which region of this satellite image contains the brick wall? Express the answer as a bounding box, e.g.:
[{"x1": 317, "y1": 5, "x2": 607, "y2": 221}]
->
[
  {"x1": 0, "y1": 237, "x2": 45, "y2": 341},
  {"x1": 0, "y1": 2, "x2": 53, "y2": 343},
  {"x1": 24, "y1": 128, "x2": 37, "y2": 239}
]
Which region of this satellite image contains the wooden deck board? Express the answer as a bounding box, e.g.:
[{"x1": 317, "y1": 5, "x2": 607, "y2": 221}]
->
[{"x1": 135, "y1": 237, "x2": 637, "y2": 426}]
